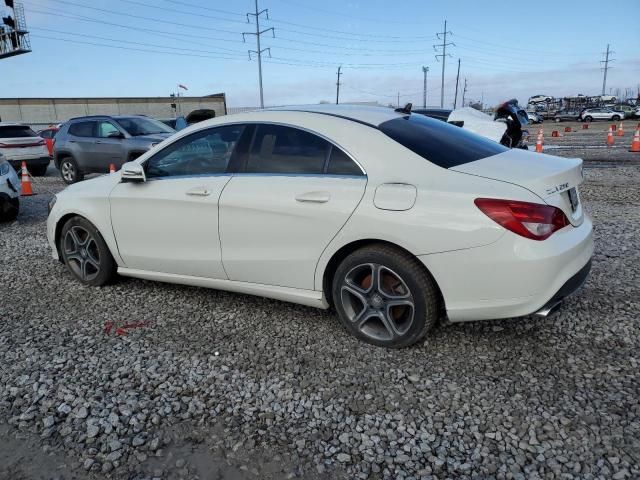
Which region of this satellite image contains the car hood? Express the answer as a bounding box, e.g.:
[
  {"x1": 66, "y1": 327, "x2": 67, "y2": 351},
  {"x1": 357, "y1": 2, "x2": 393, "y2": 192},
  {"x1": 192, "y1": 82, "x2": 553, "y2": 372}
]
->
[{"x1": 59, "y1": 171, "x2": 120, "y2": 197}]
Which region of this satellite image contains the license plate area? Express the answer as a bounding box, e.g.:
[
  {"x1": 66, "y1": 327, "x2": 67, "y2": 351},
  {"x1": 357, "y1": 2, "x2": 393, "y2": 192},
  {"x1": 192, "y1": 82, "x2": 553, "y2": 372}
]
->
[{"x1": 567, "y1": 187, "x2": 579, "y2": 212}]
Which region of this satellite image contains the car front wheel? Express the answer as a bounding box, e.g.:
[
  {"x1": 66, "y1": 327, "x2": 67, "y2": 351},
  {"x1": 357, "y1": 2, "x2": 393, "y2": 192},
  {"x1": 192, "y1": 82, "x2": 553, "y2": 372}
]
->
[
  {"x1": 332, "y1": 245, "x2": 439, "y2": 348},
  {"x1": 584, "y1": 116, "x2": 593, "y2": 122},
  {"x1": 60, "y1": 216, "x2": 117, "y2": 286},
  {"x1": 59, "y1": 157, "x2": 84, "y2": 184},
  {"x1": 612, "y1": 115, "x2": 621, "y2": 121},
  {"x1": 0, "y1": 197, "x2": 19, "y2": 222}
]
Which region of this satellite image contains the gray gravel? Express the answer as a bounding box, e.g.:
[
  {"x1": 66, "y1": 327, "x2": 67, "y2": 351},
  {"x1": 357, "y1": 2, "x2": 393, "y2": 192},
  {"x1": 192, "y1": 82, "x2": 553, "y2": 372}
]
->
[{"x1": 1, "y1": 162, "x2": 639, "y2": 479}]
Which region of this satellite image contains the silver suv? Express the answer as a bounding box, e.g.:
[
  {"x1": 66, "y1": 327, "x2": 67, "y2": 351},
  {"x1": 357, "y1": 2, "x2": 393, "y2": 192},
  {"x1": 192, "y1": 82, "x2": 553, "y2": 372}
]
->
[{"x1": 54, "y1": 115, "x2": 175, "y2": 183}]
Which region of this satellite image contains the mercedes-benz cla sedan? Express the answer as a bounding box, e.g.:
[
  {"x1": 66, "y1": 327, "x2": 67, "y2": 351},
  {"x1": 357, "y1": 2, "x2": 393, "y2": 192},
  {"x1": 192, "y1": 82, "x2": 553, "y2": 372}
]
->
[{"x1": 47, "y1": 105, "x2": 593, "y2": 348}]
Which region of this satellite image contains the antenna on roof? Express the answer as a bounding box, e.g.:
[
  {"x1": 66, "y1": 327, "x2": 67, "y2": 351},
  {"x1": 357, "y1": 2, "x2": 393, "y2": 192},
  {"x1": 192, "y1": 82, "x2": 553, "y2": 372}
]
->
[{"x1": 395, "y1": 103, "x2": 412, "y2": 114}]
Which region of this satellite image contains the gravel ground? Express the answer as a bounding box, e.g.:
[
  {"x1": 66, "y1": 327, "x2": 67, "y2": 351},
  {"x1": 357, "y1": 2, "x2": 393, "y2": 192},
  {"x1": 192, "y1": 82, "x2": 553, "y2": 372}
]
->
[{"x1": 1, "y1": 156, "x2": 639, "y2": 479}]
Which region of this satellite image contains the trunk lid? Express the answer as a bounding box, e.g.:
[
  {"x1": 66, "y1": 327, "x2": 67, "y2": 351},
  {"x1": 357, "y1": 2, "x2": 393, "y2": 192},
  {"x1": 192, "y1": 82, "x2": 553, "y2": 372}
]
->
[{"x1": 450, "y1": 148, "x2": 584, "y2": 226}]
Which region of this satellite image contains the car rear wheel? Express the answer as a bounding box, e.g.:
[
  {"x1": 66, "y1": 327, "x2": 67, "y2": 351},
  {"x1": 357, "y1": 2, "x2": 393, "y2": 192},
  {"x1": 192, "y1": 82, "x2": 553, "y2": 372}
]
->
[
  {"x1": 332, "y1": 245, "x2": 439, "y2": 348},
  {"x1": 31, "y1": 165, "x2": 48, "y2": 176},
  {"x1": 59, "y1": 157, "x2": 83, "y2": 184},
  {"x1": 612, "y1": 115, "x2": 621, "y2": 121},
  {"x1": 60, "y1": 216, "x2": 117, "y2": 286},
  {"x1": 0, "y1": 197, "x2": 19, "y2": 222}
]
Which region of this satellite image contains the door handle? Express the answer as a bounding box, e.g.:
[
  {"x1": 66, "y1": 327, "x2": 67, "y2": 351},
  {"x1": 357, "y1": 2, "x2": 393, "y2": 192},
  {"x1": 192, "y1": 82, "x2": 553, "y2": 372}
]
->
[
  {"x1": 295, "y1": 191, "x2": 330, "y2": 203},
  {"x1": 186, "y1": 186, "x2": 211, "y2": 197},
  {"x1": 95, "y1": 140, "x2": 103, "y2": 144}
]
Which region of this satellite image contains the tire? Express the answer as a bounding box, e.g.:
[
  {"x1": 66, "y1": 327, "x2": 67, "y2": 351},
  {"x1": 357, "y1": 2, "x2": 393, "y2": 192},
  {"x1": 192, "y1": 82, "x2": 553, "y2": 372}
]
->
[
  {"x1": 584, "y1": 116, "x2": 593, "y2": 123},
  {"x1": 612, "y1": 115, "x2": 620, "y2": 121},
  {"x1": 555, "y1": 118, "x2": 561, "y2": 123},
  {"x1": 59, "y1": 156, "x2": 84, "y2": 184},
  {"x1": 31, "y1": 164, "x2": 48, "y2": 176},
  {"x1": 0, "y1": 197, "x2": 19, "y2": 222},
  {"x1": 59, "y1": 216, "x2": 117, "y2": 286},
  {"x1": 332, "y1": 244, "x2": 439, "y2": 348}
]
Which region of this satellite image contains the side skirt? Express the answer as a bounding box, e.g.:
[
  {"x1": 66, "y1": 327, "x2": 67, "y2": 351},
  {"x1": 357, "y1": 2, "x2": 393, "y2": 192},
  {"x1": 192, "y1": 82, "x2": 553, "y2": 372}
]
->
[{"x1": 118, "y1": 268, "x2": 330, "y2": 309}]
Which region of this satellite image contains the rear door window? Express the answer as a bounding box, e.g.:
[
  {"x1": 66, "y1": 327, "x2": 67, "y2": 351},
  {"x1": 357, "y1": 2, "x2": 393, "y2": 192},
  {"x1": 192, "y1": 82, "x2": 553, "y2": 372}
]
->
[
  {"x1": 246, "y1": 124, "x2": 328, "y2": 174},
  {"x1": 379, "y1": 114, "x2": 508, "y2": 169},
  {"x1": 0, "y1": 126, "x2": 37, "y2": 138},
  {"x1": 326, "y1": 146, "x2": 363, "y2": 176},
  {"x1": 68, "y1": 121, "x2": 95, "y2": 138}
]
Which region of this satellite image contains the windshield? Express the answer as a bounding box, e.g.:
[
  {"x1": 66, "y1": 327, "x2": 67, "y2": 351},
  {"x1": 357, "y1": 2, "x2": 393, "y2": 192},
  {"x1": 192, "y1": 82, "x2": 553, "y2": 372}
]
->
[
  {"x1": 379, "y1": 113, "x2": 508, "y2": 169},
  {"x1": 0, "y1": 126, "x2": 38, "y2": 138},
  {"x1": 115, "y1": 117, "x2": 175, "y2": 136}
]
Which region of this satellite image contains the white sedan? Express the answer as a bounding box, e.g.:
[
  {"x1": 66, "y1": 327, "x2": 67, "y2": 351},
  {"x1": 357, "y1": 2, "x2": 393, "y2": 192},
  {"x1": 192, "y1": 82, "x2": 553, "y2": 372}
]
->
[{"x1": 47, "y1": 105, "x2": 593, "y2": 348}]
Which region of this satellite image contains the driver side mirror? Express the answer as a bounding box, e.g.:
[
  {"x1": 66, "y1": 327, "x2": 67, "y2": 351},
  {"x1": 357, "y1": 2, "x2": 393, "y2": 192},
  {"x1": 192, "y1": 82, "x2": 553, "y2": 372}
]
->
[
  {"x1": 120, "y1": 162, "x2": 146, "y2": 183},
  {"x1": 108, "y1": 131, "x2": 124, "y2": 139}
]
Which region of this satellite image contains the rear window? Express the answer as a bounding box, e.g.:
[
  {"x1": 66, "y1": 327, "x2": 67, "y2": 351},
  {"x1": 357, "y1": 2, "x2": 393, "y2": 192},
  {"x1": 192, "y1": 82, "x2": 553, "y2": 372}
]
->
[
  {"x1": 0, "y1": 126, "x2": 37, "y2": 138},
  {"x1": 379, "y1": 114, "x2": 508, "y2": 169}
]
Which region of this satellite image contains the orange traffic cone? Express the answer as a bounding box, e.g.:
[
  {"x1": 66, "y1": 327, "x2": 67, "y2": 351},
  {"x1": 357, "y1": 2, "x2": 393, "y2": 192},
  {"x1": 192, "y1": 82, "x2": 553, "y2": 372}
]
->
[
  {"x1": 582, "y1": 123, "x2": 589, "y2": 129},
  {"x1": 552, "y1": 130, "x2": 559, "y2": 137},
  {"x1": 630, "y1": 128, "x2": 640, "y2": 153},
  {"x1": 607, "y1": 126, "x2": 614, "y2": 146},
  {"x1": 564, "y1": 126, "x2": 572, "y2": 133},
  {"x1": 535, "y1": 133, "x2": 543, "y2": 153},
  {"x1": 20, "y1": 161, "x2": 34, "y2": 196},
  {"x1": 109, "y1": 163, "x2": 116, "y2": 173},
  {"x1": 617, "y1": 122, "x2": 624, "y2": 137}
]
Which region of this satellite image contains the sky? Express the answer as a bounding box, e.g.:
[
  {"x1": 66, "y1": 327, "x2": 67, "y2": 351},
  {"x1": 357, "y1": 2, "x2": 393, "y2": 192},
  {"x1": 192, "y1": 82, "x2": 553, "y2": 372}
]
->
[{"x1": 1, "y1": 0, "x2": 639, "y2": 108}]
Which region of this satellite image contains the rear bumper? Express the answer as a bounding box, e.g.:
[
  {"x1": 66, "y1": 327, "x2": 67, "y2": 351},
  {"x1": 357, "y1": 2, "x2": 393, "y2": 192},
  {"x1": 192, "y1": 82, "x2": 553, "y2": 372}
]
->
[
  {"x1": 533, "y1": 259, "x2": 591, "y2": 317},
  {"x1": 9, "y1": 156, "x2": 51, "y2": 169},
  {"x1": 419, "y1": 214, "x2": 594, "y2": 322}
]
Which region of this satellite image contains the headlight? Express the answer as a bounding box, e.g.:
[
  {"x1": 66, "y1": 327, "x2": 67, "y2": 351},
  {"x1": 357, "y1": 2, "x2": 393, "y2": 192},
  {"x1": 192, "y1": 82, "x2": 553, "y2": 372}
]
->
[
  {"x1": 48, "y1": 195, "x2": 57, "y2": 214},
  {"x1": 0, "y1": 161, "x2": 9, "y2": 176}
]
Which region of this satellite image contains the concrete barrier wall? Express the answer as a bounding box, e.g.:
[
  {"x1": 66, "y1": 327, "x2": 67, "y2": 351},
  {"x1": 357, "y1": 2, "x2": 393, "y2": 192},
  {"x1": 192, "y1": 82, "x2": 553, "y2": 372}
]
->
[{"x1": 0, "y1": 95, "x2": 227, "y2": 124}]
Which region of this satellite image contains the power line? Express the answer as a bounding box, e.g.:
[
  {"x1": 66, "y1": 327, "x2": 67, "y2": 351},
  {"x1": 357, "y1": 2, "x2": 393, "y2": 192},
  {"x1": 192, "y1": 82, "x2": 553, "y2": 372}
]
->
[
  {"x1": 433, "y1": 19, "x2": 454, "y2": 108},
  {"x1": 243, "y1": 0, "x2": 274, "y2": 108}
]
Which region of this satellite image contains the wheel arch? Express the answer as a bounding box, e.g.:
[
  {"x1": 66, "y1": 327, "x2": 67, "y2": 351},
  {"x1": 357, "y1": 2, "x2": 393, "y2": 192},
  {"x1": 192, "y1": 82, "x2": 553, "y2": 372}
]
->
[
  {"x1": 320, "y1": 238, "x2": 445, "y2": 312},
  {"x1": 53, "y1": 211, "x2": 121, "y2": 266}
]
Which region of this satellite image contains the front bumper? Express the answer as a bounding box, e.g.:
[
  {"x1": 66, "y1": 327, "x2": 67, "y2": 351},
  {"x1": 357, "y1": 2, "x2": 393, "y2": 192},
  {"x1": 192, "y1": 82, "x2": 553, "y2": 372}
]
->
[{"x1": 419, "y1": 214, "x2": 594, "y2": 322}]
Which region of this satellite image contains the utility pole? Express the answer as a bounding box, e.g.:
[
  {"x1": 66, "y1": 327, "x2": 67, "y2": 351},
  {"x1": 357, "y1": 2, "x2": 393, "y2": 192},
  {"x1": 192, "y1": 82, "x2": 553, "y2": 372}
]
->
[
  {"x1": 462, "y1": 78, "x2": 468, "y2": 107},
  {"x1": 422, "y1": 66, "x2": 429, "y2": 108},
  {"x1": 335, "y1": 66, "x2": 342, "y2": 104},
  {"x1": 242, "y1": 0, "x2": 275, "y2": 108},
  {"x1": 433, "y1": 20, "x2": 454, "y2": 108},
  {"x1": 397, "y1": 92, "x2": 400, "y2": 108},
  {"x1": 600, "y1": 44, "x2": 614, "y2": 96},
  {"x1": 453, "y1": 58, "x2": 461, "y2": 108}
]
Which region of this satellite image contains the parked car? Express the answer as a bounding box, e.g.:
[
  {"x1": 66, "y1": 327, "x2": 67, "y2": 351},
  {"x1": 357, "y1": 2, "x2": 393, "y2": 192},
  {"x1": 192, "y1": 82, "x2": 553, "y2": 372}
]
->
[
  {"x1": 38, "y1": 126, "x2": 59, "y2": 156},
  {"x1": 579, "y1": 108, "x2": 624, "y2": 122},
  {"x1": 526, "y1": 111, "x2": 543, "y2": 123},
  {"x1": 412, "y1": 108, "x2": 452, "y2": 122},
  {"x1": 0, "y1": 123, "x2": 50, "y2": 176},
  {"x1": 0, "y1": 151, "x2": 20, "y2": 221},
  {"x1": 611, "y1": 105, "x2": 636, "y2": 119},
  {"x1": 48, "y1": 105, "x2": 593, "y2": 348},
  {"x1": 553, "y1": 110, "x2": 580, "y2": 122},
  {"x1": 53, "y1": 115, "x2": 175, "y2": 184},
  {"x1": 529, "y1": 94, "x2": 553, "y2": 104},
  {"x1": 158, "y1": 116, "x2": 188, "y2": 131}
]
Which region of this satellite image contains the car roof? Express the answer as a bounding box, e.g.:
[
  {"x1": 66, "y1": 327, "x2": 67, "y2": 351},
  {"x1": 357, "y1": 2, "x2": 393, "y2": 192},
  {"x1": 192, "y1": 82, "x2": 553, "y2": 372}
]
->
[
  {"x1": 0, "y1": 122, "x2": 30, "y2": 127},
  {"x1": 67, "y1": 114, "x2": 150, "y2": 122},
  {"x1": 266, "y1": 104, "x2": 404, "y2": 127}
]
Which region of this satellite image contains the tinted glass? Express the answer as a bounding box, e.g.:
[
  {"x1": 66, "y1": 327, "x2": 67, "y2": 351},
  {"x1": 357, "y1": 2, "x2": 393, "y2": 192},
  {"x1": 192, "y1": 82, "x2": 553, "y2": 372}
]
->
[
  {"x1": 115, "y1": 117, "x2": 174, "y2": 136},
  {"x1": 38, "y1": 130, "x2": 52, "y2": 139},
  {"x1": 327, "y1": 146, "x2": 363, "y2": 176},
  {"x1": 68, "y1": 122, "x2": 95, "y2": 137},
  {"x1": 247, "y1": 124, "x2": 328, "y2": 174},
  {"x1": 0, "y1": 126, "x2": 37, "y2": 138},
  {"x1": 379, "y1": 114, "x2": 508, "y2": 169},
  {"x1": 97, "y1": 121, "x2": 121, "y2": 138},
  {"x1": 146, "y1": 125, "x2": 244, "y2": 178}
]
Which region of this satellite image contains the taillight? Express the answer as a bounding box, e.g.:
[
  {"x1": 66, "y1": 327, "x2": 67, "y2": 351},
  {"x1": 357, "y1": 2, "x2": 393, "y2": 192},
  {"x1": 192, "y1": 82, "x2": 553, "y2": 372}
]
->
[{"x1": 475, "y1": 198, "x2": 570, "y2": 241}]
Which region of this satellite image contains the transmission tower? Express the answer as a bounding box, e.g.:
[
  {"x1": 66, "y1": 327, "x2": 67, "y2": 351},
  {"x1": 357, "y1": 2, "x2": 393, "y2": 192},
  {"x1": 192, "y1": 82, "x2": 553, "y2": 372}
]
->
[
  {"x1": 433, "y1": 20, "x2": 454, "y2": 108},
  {"x1": 242, "y1": 0, "x2": 275, "y2": 108},
  {"x1": 600, "y1": 44, "x2": 614, "y2": 96},
  {"x1": 0, "y1": 0, "x2": 31, "y2": 59}
]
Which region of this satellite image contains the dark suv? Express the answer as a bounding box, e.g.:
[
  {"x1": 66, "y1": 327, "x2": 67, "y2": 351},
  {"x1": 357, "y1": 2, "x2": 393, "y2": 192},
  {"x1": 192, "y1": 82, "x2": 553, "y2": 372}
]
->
[{"x1": 53, "y1": 115, "x2": 175, "y2": 183}]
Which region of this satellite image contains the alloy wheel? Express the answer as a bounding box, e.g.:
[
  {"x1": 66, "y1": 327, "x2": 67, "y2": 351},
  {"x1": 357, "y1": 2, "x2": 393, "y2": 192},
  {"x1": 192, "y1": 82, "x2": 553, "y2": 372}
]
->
[
  {"x1": 340, "y1": 263, "x2": 415, "y2": 342},
  {"x1": 61, "y1": 161, "x2": 75, "y2": 182},
  {"x1": 63, "y1": 225, "x2": 101, "y2": 282}
]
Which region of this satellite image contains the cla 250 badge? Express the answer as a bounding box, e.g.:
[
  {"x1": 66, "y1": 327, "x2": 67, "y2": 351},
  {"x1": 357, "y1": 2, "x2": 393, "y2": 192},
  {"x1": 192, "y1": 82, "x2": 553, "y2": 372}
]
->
[{"x1": 546, "y1": 182, "x2": 569, "y2": 195}]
